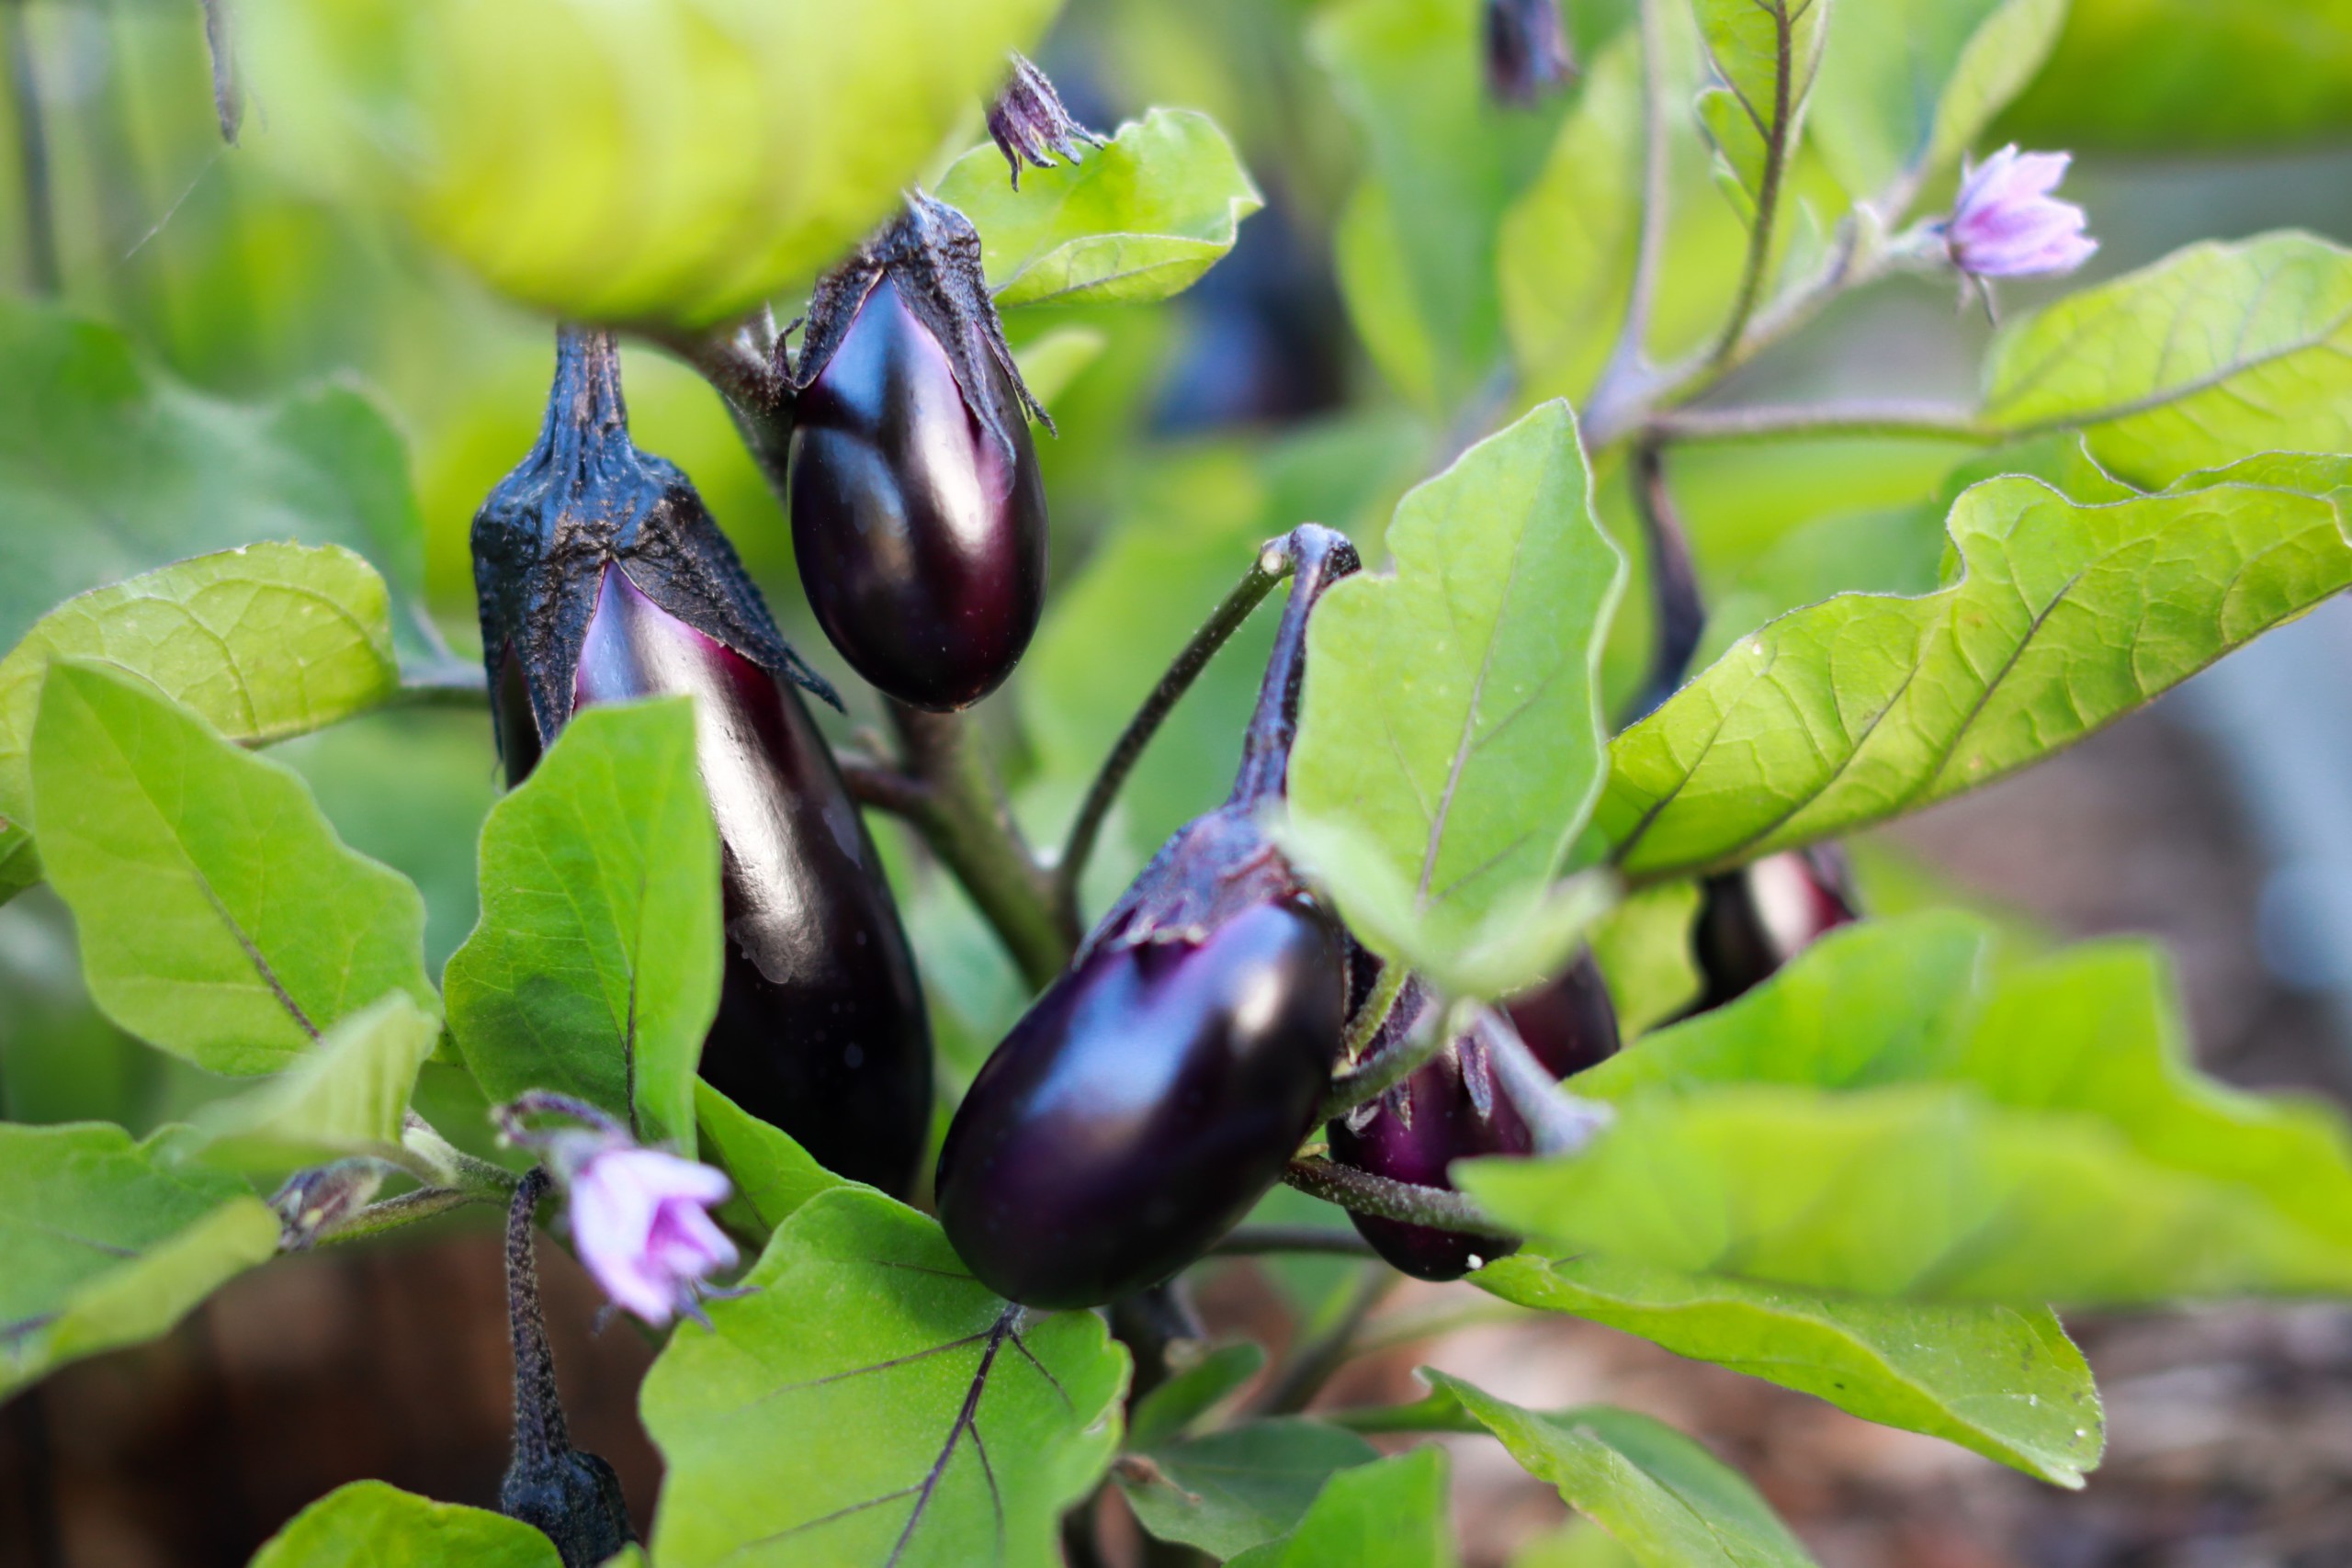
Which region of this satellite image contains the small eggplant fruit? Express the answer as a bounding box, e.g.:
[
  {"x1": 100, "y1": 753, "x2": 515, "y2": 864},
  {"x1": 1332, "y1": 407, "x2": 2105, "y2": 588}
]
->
[
  {"x1": 936, "y1": 526, "x2": 1362, "y2": 1309},
  {"x1": 788, "y1": 195, "x2": 1050, "y2": 712},
  {"x1": 1690, "y1": 844, "x2": 1861, "y2": 1011},
  {"x1": 473, "y1": 327, "x2": 933, "y2": 1198},
  {"x1": 1485, "y1": 0, "x2": 1574, "y2": 106},
  {"x1": 1328, "y1": 953, "x2": 1619, "y2": 1281}
]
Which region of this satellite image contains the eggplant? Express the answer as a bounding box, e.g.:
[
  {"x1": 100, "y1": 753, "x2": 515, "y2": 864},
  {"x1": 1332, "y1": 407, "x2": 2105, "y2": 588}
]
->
[
  {"x1": 936, "y1": 526, "x2": 1361, "y2": 1309},
  {"x1": 1485, "y1": 0, "x2": 1573, "y2": 105},
  {"x1": 789, "y1": 196, "x2": 1049, "y2": 712},
  {"x1": 1327, "y1": 953, "x2": 1619, "y2": 1281},
  {"x1": 1690, "y1": 844, "x2": 1860, "y2": 1012},
  {"x1": 474, "y1": 327, "x2": 933, "y2": 1197}
]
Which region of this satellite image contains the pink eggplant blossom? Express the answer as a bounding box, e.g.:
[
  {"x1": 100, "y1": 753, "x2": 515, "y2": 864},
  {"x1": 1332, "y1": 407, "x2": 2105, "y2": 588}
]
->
[
  {"x1": 1944, "y1": 146, "x2": 2098, "y2": 278},
  {"x1": 567, "y1": 1145, "x2": 739, "y2": 1327}
]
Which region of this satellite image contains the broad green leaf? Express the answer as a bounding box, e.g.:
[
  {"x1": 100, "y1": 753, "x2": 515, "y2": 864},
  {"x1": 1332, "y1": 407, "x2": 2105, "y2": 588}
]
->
[
  {"x1": 1226, "y1": 1449, "x2": 1458, "y2": 1568},
  {"x1": 2, "y1": 1122, "x2": 281, "y2": 1399},
  {"x1": 1515, "y1": 1523, "x2": 1642, "y2": 1568},
  {"x1": 30, "y1": 661, "x2": 434, "y2": 1076},
  {"x1": 936, "y1": 108, "x2": 1263, "y2": 308},
  {"x1": 189, "y1": 992, "x2": 440, "y2": 1175},
  {"x1": 1983, "y1": 233, "x2": 2352, "y2": 488},
  {"x1": 446, "y1": 700, "x2": 718, "y2": 1154},
  {"x1": 1808, "y1": 0, "x2": 2067, "y2": 202},
  {"x1": 0, "y1": 544, "x2": 402, "y2": 899},
  {"x1": 242, "y1": 0, "x2": 1060, "y2": 328},
  {"x1": 1118, "y1": 1418, "x2": 1381, "y2": 1559},
  {"x1": 1423, "y1": 1374, "x2": 1815, "y2": 1567},
  {"x1": 0, "y1": 297, "x2": 435, "y2": 669},
  {"x1": 246, "y1": 1480, "x2": 561, "y2": 1568},
  {"x1": 642, "y1": 1188, "x2": 1129, "y2": 1568},
  {"x1": 695, "y1": 1077, "x2": 843, "y2": 1249},
  {"x1": 2001, "y1": 0, "x2": 2352, "y2": 149},
  {"x1": 1125, "y1": 1342, "x2": 1269, "y2": 1450},
  {"x1": 1315, "y1": 0, "x2": 1565, "y2": 412},
  {"x1": 1600, "y1": 476, "x2": 2352, "y2": 881},
  {"x1": 1288, "y1": 401, "x2": 1626, "y2": 989},
  {"x1": 1461, "y1": 915, "x2": 2352, "y2": 1303},
  {"x1": 1498, "y1": 29, "x2": 1641, "y2": 405},
  {"x1": 1690, "y1": 0, "x2": 1836, "y2": 198},
  {"x1": 1010, "y1": 326, "x2": 1109, "y2": 409},
  {"x1": 1584, "y1": 882, "x2": 1702, "y2": 1037},
  {"x1": 1476, "y1": 1254, "x2": 2102, "y2": 1485}
]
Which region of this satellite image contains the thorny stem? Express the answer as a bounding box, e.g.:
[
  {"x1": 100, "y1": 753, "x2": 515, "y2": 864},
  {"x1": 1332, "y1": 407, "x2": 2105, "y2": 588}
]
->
[
  {"x1": 6, "y1": 0, "x2": 59, "y2": 296},
  {"x1": 1208, "y1": 1226, "x2": 1377, "y2": 1258},
  {"x1": 1706, "y1": 0, "x2": 1800, "y2": 372},
  {"x1": 1282, "y1": 1158, "x2": 1520, "y2": 1242},
  {"x1": 1056, "y1": 541, "x2": 1295, "y2": 931},
  {"x1": 1318, "y1": 986, "x2": 1446, "y2": 1124},
  {"x1": 504, "y1": 1169, "x2": 570, "y2": 1469},
  {"x1": 1252, "y1": 1263, "x2": 1395, "y2": 1417},
  {"x1": 1229, "y1": 525, "x2": 1363, "y2": 810}
]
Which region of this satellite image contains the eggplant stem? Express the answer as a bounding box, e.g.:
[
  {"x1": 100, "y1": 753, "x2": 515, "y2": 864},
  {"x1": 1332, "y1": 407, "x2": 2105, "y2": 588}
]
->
[
  {"x1": 1282, "y1": 1157, "x2": 1518, "y2": 1241},
  {"x1": 1317, "y1": 988, "x2": 1446, "y2": 1124},
  {"x1": 1472, "y1": 1008, "x2": 1615, "y2": 1156},
  {"x1": 1229, "y1": 526, "x2": 1363, "y2": 810},
  {"x1": 1208, "y1": 1226, "x2": 1377, "y2": 1258},
  {"x1": 1340, "y1": 963, "x2": 1408, "y2": 1065}
]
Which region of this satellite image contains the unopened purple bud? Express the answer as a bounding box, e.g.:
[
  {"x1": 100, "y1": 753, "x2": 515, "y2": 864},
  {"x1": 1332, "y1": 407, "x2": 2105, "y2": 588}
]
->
[
  {"x1": 1486, "y1": 0, "x2": 1574, "y2": 106},
  {"x1": 269, "y1": 1161, "x2": 386, "y2": 1250},
  {"x1": 988, "y1": 52, "x2": 1105, "y2": 189},
  {"x1": 1943, "y1": 146, "x2": 2098, "y2": 279}
]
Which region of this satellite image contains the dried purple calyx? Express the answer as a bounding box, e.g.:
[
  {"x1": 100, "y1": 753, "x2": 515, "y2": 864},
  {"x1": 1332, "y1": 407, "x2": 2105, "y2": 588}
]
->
[
  {"x1": 792, "y1": 192, "x2": 1053, "y2": 469},
  {"x1": 1485, "y1": 0, "x2": 1575, "y2": 106},
  {"x1": 471, "y1": 326, "x2": 838, "y2": 764},
  {"x1": 988, "y1": 51, "x2": 1105, "y2": 190}
]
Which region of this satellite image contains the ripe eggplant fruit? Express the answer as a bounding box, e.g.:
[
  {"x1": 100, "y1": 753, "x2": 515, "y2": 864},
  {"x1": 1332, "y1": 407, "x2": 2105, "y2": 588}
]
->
[
  {"x1": 474, "y1": 327, "x2": 933, "y2": 1198},
  {"x1": 1690, "y1": 844, "x2": 1861, "y2": 1012},
  {"x1": 1328, "y1": 953, "x2": 1619, "y2": 1281},
  {"x1": 936, "y1": 526, "x2": 1362, "y2": 1309},
  {"x1": 789, "y1": 195, "x2": 1049, "y2": 712}
]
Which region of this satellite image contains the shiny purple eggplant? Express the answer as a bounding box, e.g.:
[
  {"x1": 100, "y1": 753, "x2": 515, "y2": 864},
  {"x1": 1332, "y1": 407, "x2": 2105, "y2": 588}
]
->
[
  {"x1": 1328, "y1": 953, "x2": 1619, "y2": 1280},
  {"x1": 789, "y1": 196, "x2": 1050, "y2": 712},
  {"x1": 936, "y1": 526, "x2": 1361, "y2": 1309},
  {"x1": 474, "y1": 327, "x2": 933, "y2": 1198},
  {"x1": 1690, "y1": 844, "x2": 1861, "y2": 1012}
]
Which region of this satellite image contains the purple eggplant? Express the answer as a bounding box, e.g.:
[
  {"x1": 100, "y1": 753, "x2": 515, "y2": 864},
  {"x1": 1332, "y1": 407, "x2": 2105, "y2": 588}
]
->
[
  {"x1": 936, "y1": 526, "x2": 1361, "y2": 1309},
  {"x1": 474, "y1": 327, "x2": 933, "y2": 1198},
  {"x1": 789, "y1": 196, "x2": 1049, "y2": 712},
  {"x1": 1485, "y1": 0, "x2": 1574, "y2": 105},
  {"x1": 1690, "y1": 844, "x2": 1860, "y2": 1011},
  {"x1": 1328, "y1": 953, "x2": 1619, "y2": 1281}
]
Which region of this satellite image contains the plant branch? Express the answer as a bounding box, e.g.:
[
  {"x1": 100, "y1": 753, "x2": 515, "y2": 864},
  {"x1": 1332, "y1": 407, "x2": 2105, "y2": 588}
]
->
[
  {"x1": 1585, "y1": 0, "x2": 1675, "y2": 436},
  {"x1": 6, "y1": 0, "x2": 59, "y2": 295},
  {"x1": 1282, "y1": 1158, "x2": 1519, "y2": 1241},
  {"x1": 313, "y1": 1186, "x2": 491, "y2": 1247},
  {"x1": 1340, "y1": 963, "x2": 1408, "y2": 1065},
  {"x1": 884, "y1": 703, "x2": 1075, "y2": 989},
  {"x1": 1318, "y1": 985, "x2": 1444, "y2": 1123},
  {"x1": 1252, "y1": 1263, "x2": 1395, "y2": 1416},
  {"x1": 1207, "y1": 1226, "x2": 1377, "y2": 1258},
  {"x1": 1624, "y1": 437, "x2": 1703, "y2": 723},
  {"x1": 1641, "y1": 398, "x2": 1994, "y2": 446},
  {"x1": 1706, "y1": 2, "x2": 1799, "y2": 372},
  {"x1": 1056, "y1": 540, "x2": 1293, "y2": 931}
]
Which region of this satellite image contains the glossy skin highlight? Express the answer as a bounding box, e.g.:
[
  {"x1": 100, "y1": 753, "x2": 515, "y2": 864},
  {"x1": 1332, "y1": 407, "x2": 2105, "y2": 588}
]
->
[
  {"x1": 500, "y1": 567, "x2": 933, "y2": 1196},
  {"x1": 788, "y1": 276, "x2": 1048, "y2": 712},
  {"x1": 935, "y1": 901, "x2": 1347, "y2": 1310}
]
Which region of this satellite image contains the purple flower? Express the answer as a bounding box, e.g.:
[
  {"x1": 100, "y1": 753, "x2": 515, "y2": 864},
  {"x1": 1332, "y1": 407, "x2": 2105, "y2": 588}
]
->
[
  {"x1": 988, "y1": 52, "x2": 1104, "y2": 189},
  {"x1": 1944, "y1": 146, "x2": 2098, "y2": 278},
  {"x1": 567, "y1": 1145, "x2": 739, "y2": 1327}
]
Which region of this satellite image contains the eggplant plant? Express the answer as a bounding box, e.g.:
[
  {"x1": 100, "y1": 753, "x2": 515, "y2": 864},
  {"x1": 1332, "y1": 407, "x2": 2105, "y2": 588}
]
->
[{"x1": 4, "y1": 1, "x2": 2352, "y2": 1566}]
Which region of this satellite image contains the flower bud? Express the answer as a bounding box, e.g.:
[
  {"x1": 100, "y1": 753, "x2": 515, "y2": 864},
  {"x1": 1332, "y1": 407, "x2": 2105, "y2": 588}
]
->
[
  {"x1": 789, "y1": 194, "x2": 1051, "y2": 711},
  {"x1": 1942, "y1": 146, "x2": 2097, "y2": 279},
  {"x1": 936, "y1": 528, "x2": 1362, "y2": 1308},
  {"x1": 268, "y1": 1160, "x2": 386, "y2": 1251},
  {"x1": 1486, "y1": 0, "x2": 1574, "y2": 106},
  {"x1": 988, "y1": 52, "x2": 1105, "y2": 189}
]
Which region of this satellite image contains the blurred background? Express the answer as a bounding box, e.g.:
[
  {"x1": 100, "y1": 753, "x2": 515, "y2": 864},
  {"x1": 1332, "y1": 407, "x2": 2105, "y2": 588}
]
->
[{"x1": 3, "y1": 0, "x2": 2352, "y2": 1562}]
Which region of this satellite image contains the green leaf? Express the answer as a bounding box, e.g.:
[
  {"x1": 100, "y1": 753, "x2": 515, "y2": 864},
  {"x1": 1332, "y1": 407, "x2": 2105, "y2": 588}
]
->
[
  {"x1": 1808, "y1": 0, "x2": 2067, "y2": 201},
  {"x1": 1315, "y1": 0, "x2": 1565, "y2": 412},
  {"x1": 1126, "y1": 1341, "x2": 1269, "y2": 1450},
  {"x1": 2, "y1": 1122, "x2": 281, "y2": 1399},
  {"x1": 246, "y1": 1480, "x2": 561, "y2": 1568},
  {"x1": 242, "y1": 0, "x2": 1059, "y2": 329},
  {"x1": 188, "y1": 992, "x2": 441, "y2": 1175},
  {"x1": 445, "y1": 700, "x2": 719, "y2": 1154},
  {"x1": 1118, "y1": 1418, "x2": 1381, "y2": 1559},
  {"x1": 1983, "y1": 233, "x2": 2352, "y2": 488},
  {"x1": 1476, "y1": 1254, "x2": 2101, "y2": 1485},
  {"x1": 641, "y1": 1188, "x2": 1129, "y2": 1568},
  {"x1": 1584, "y1": 882, "x2": 1702, "y2": 1037},
  {"x1": 1287, "y1": 401, "x2": 1627, "y2": 991},
  {"x1": 1226, "y1": 1449, "x2": 1458, "y2": 1568},
  {"x1": 695, "y1": 1077, "x2": 843, "y2": 1249},
  {"x1": 30, "y1": 661, "x2": 434, "y2": 1076},
  {"x1": 1600, "y1": 476, "x2": 2352, "y2": 881},
  {"x1": 1690, "y1": 0, "x2": 1836, "y2": 199},
  {"x1": 1422, "y1": 1374, "x2": 1815, "y2": 1567},
  {"x1": 0, "y1": 544, "x2": 403, "y2": 899},
  {"x1": 936, "y1": 108, "x2": 1263, "y2": 308},
  {"x1": 1010, "y1": 326, "x2": 1109, "y2": 410},
  {"x1": 0, "y1": 297, "x2": 435, "y2": 669},
  {"x1": 1460, "y1": 914, "x2": 2352, "y2": 1303}
]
